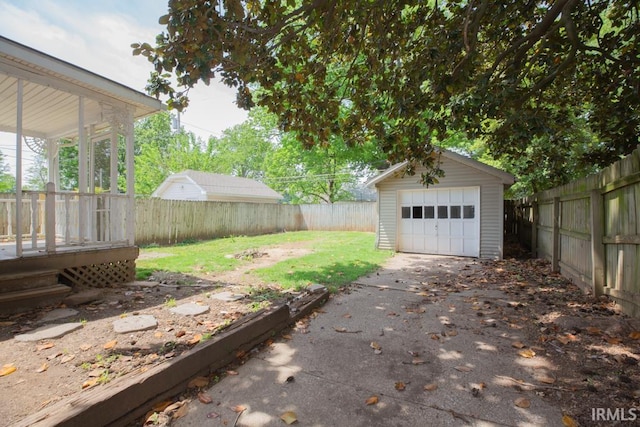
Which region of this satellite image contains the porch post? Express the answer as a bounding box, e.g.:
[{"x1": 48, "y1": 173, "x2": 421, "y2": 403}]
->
[
  {"x1": 110, "y1": 124, "x2": 119, "y2": 241},
  {"x1": 15, "y1": 79, "x2": 23, "y2": 257},
  {"x1": 78, "y1": 96, "x2": 87, "y2": 244},
  {"x1": 125, "y1": 108, "x2": 135, "y2": 245}
]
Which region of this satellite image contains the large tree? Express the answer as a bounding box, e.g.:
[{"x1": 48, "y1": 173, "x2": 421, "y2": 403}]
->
[{"x1": 136, "y1": 0, "x2": 639, "y2": 190}]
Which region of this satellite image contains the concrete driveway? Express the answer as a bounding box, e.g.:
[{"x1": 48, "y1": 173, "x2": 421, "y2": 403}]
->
[{"x1": 174, "y1": 253, "x2": 566, "y2": 427}]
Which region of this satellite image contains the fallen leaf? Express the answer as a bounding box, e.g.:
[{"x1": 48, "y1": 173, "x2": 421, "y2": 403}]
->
[
  {"x1": 343, "y1": 314, "x2": 352, "y2": 318},
  {"x1": 227, "y1": 370, "x2": 239, "y2": 376},
  {"x1": 187, "y1": 376, "x2": 209, "y2": 388},
  {"x1": 47, "y1": 352, "x2": 62, "y2": 360},
  {"x1": 152, "y1": 400, "x2": 173, "y2": 412},
  {"x1": 154, "y1": 332, "x2": 163, "y2": 338},
  {"x1": 424, "y1": 383, "x2": 438, "y2": 391},
  {"x1": 79, "y1": 344, "x2": 92, "y2": 351},
  {"x1": 586, "y1": 326, "x2": 601, "y2": 335},
  {"x1": 370, "y1": 342, "x2": 381, "y2": 350},
  {"x1": 518, "y1": 349, "x2": 536, "y2": 358},
  {"x1": 536, "y1": 375, "x2": 556, "y2": 384},
  {"x1": 511, "y1": 341, "x2": 526, "y2": 349},
  {"x1": 103, "y1": 340, "x2": 117, "y2": 350},
  {"x1": 562, "y1": 414, "x2": 578, "y2": 427},
  {"x1": 173, "y1": 404, "x2": 188, "y2": 419},
  {"x1": 395, "y1": 381, "x2": 406, "y2": 391},
  {"x1": 514, "y1": 397, "x2": 531, "y2": 408},
  {"x1": 334, "y1": 327, "x2": 347, "y2": 333},
  {"x1": 280, "y1": 411, "x2": 298, "y2": 425},
  {"x1": 232, "y1": 405, "x2": 246, "y2": 413},
  {"x1": 163, "y1": 401, "x2": 186, "y2": 414},
  {"x1": 365, "y1": 395, "x2": 379, "y2": 405},
  {"x1": 36, "y1": 363, "x2": 48, "y2": 373},
  {"x1": 61, "y1": 354, "x2": 75, "y2": 364},
  {"x1": 281, "y1": 334, "x2": 292, "y2": 340},
  {"x1": 454, "y1": 366, "x2": 472, "y2": 372},
  {"x1": 606, "y1": 336, "x2": 622, "y2": 345},
  {"x1": 187, "y1": 334, "x2": 202, "y2": 345},
  {"x1": 629, "y1": 331, "x2": 640, "y2": 340},
  {"x1": 430, "y1": 334, "x2": 440, "y2": 340},
  {"x1": 0, "y1": 364, "x2": 16, "y2": 376},
  {"x1": 206, "y1": 411, "x2": 220, "y2": 419},
  {"x1": 36, "y1": 342, "x2": 55, "y2": 351},
  {"x1": 175, "y1": 330, "x2": 186, "y2": 338},
  {"x1": 82, "y1": 379, "x2": 98, "y2": 389},
  {"x1": 446, "y1": 329, "x2": 458, "y2": 337},
  {"x1": 197, "y1": 393, "x2": 213, "y2": 404},
  {"x1": 0, "y1": 321, "x2": 15, "y2": 326},
  {"x1": 412, "y1": 358, "x2": 425, "y2": 365}
]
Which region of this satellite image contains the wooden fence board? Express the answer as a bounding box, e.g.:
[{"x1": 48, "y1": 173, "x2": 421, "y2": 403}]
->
[{"x1": 511, "y1": 146, "x2": 640, "y2": 317}]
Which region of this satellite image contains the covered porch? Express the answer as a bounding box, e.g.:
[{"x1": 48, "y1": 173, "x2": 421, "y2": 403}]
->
[{"x1": 0, "y1": 36, "x2": 164, "y2": 312}]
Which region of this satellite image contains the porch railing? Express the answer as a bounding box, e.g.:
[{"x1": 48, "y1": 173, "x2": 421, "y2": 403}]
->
[{"x1": 0, "y1": 186, "x2": 130, "y2": 256}]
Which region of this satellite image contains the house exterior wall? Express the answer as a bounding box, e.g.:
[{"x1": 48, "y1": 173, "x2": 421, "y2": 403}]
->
[
  {"x1": 375, "y1": 156, "x2": 507, "y2": 259},
  {"x1": 161, "y1": 178, "x2": 205, "y2": 200}
]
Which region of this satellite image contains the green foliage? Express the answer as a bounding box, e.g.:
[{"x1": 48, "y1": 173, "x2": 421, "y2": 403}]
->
[
  {"x1": 137, "y1": 0, "x2": 640, "y2": 192},
  {"x1": 0, "y1": 150, "x2": 15, "y2": 192},
  {"x1": 134, "y1": 112, "x2": 221, "y2": 195}
]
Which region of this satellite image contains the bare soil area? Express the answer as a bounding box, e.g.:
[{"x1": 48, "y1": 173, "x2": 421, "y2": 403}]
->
[
  {"x1": 1, "y1": 241, "x2": 639, "y2": 427},
  {"x1": 0, "y1": 246, "x2": 309, "y2": 427}
]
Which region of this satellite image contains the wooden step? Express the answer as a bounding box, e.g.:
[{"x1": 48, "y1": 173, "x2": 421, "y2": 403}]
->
[
  {"x1": 0, "y1": 269, "x2": 60, "y2": 292},
  {"x1": 0, "y1": 284, "x2": 72, "y2": 315}
]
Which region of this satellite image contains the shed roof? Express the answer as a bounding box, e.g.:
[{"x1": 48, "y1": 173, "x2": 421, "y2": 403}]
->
[
  {"x1": 366, "y1": 149, "x2": 515, "y2": 187},
  {"x1": 0, "y1": 36, "x2": 164, "y2": 139},
  {"x1": 153, "y1": 170, "x2": 283, "y2": 201}
]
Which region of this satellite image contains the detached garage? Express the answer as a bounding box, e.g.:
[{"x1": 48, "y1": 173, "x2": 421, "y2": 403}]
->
[{"x1": 367, "y1": 150, "x2": 514, "y2": 259}]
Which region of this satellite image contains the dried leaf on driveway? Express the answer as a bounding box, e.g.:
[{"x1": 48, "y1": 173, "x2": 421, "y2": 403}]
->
[
  {"x1": 61, "y1": 354, "x2": 75, "y2": 364},
  {"x1": 0, "y1": 363, "x2": 17, "y2": 376},
  {"x1": 562, "y1": 414, "x2": 578, "y2": 427},
  {"x1": 232, "y1": 404, "x2": 246, "y2": 413},
  {"x1": 454, "y1": 365, "x2": 472, "y2": 372},
  {"x1": 629, "y1": 331, "x2": 640, "y2": 340},
  {"x1": 511, "y1": 341, "x2": 526, "y2": 349},
  {"x1": 518, "y1": 349, "x2": 536, "y2": 358},
  {"x1": 395, "y1": 381, "x2": 406, "y2": 391},
  {"x1": 36, "y1": 363, "x2": 48, "y2": 373},
  {"x1": 424, "y1": 383, "x2": 438, "y2": 391},
  {"x1": 173, "y1": 403, "x2": 188, "y2": 419},
  {"x1": 197, "y1": 392, "x2": 213, "y2": 404},
  {"x1": 370, "y1": 342, "x2": 381, "y2": 350},
  {"x1": 365, "y1": 395, "x2": 379, "y2": 405},
  {"x1": 280, "y1": 411, "x2": 298, "y2": 425},
  {"x1": 514, "y1": 397, "x2": 531, "y2": 408},
  {"x1": 187, "y1": 334, "x2": 202, "y2": 345},
  {"x1": 187, "y1": 376, "x2": 209, "y2": 388}
]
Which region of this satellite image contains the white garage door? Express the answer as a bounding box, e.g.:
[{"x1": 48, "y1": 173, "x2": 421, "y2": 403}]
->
[{"x1": 398, "y1": 187, "x2": 480, "y2": 257}]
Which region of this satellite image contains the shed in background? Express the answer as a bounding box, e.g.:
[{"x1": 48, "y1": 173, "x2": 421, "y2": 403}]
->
[
  {"x1": 367, "y1": 150, "x2": 514, "y2": 259},
  {"x1": 152, "y1": 170, "x2": 283, "y2": 204}
]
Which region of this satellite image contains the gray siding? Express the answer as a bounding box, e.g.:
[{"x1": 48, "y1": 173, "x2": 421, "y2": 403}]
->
[{"x1": 375, "y1": 156, "x2": 507, "y2": 259}]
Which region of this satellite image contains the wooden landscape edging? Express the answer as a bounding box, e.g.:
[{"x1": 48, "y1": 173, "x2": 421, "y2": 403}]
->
[{"x1": 16, "y1": 289, "x2": 329, "y2": 427}]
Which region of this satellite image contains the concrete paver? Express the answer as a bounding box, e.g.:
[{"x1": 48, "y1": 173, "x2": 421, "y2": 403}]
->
[
  {"x1": 14, "y1": 322, "x2": 83, "y2": 342},
  {"x1": 170, "y1": 302, "x2": 210, "y2": 316},
  {"x1": 113, "y1": 314, "x2": 158, "y2": 333},
  {"x1": 175, "y1": 254, "x2": 566, "y2": 427}
]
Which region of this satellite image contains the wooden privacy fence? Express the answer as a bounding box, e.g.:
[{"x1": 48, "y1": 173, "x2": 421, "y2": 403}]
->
[
  {"x1": 134, "y1": 200, "x2": 376, "y2": 246},
  {"x1": 512, "y1": 146, "x2": 640, "y2": 317}
]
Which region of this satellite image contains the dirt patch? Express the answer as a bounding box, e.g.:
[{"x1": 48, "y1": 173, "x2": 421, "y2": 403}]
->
[{"x1": 0, "y1": 245, "x2": 308, "y2": 427}]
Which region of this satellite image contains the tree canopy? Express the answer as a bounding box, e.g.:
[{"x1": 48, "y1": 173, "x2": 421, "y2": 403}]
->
[{"x1": 136, "y1": 0, "x2": 639, "y2": 190}]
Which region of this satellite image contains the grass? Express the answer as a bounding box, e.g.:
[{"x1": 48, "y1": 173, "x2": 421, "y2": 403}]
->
[{"x1": 137, "y1": 231, "x2": 393, "y2": 292}]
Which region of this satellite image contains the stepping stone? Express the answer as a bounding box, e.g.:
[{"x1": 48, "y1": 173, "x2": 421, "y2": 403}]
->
[
  {"x1": 126, "y1": 281, "x2": 160, "y2": 288},
  {"x1": 14, "y1": 323, "x2": 83, "y2": 342},
  {"x1": 63, "y1": 289, "x2": 103, "y2": 306},
  {"x1": 169, "y1": 302, "x2": 210, "y2": 316},
  {"x1": 307, "y1": 284, "x2": 327, "y2": 294},
  {"x1": 211, "y1": 291, "x2": 245, "y2": 302},
  {"x1": 38, "y1": 308, "x2": 79, "y2": 323},
  {"x1": 113, "y1": 315, "x2": 158, "y2": 334}
]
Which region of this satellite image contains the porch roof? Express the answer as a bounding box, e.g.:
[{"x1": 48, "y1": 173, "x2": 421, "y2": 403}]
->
[{"x1": 0, "y1": 36, "x2": 164, "y2": 139}]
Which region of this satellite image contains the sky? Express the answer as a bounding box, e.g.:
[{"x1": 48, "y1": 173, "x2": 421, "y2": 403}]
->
[{"x1": 0, "y1": 0, "x2": 249, "y2": 173}]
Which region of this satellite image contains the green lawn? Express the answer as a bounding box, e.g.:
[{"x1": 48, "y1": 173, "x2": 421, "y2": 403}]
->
[{"x1": 137, "y1": 231, "x2": 393, "y2": 292}]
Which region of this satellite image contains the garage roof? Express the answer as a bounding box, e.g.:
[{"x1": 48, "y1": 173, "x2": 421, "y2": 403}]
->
[
  {"x1": 367, "y1": 150, "x2": 515, "y2": 187},
  {"x1": 0, "y1": 36, "x2": 164, "y2": 139}
]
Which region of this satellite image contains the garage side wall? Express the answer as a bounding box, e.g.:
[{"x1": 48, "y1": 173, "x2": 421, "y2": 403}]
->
[
  {"x1": 375, "y1": 157, "x2": 506, "y2": 259},
  {"x1": 159, "y1": 178, "x2": 204, "y2": 201}
]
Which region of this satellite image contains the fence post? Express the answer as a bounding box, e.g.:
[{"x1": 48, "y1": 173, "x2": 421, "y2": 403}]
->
[
  {"x1": 551, "y1": 197, "x2": 560, "y2": 272},
  {"x1": 45, "y1": 182, "x2": 56, "y2": 253},
  {"x1": 590, "y1": 189, "x2": 605, "y2": 296}
]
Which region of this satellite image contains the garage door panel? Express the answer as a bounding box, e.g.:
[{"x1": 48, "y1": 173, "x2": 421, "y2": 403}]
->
[{"x1": 399, "y1": 187, "x2": 480, "y2": 257}]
